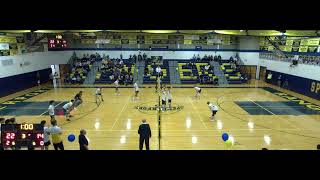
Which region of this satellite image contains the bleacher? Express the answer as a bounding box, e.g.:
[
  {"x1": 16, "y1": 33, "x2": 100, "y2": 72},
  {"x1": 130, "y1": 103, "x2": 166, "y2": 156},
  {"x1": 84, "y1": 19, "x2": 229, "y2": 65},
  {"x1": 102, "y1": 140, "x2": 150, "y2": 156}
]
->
[
  {"x1": 220, "y1": 60, "x2": 243, "y2": 84},
  {"x1": 143, "y1": 61, "x2": 170, "y2": 84},
  {"x1": 95, "y1": 59, "x2": 135, "y2": 84},
  {"x1": 178, "y1": 61, "x2": 217, "y2": 84}
]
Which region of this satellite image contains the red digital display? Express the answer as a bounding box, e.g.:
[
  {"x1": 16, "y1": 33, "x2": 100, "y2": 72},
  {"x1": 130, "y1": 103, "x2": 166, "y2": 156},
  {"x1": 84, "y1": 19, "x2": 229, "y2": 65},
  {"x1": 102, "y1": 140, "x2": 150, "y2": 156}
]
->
[
  {"x1": 48, "y1": 34, "x2": 67, "y2": 49},
  {"x1": 1, "y1": 124, "x2": 44, "y2": 148}
]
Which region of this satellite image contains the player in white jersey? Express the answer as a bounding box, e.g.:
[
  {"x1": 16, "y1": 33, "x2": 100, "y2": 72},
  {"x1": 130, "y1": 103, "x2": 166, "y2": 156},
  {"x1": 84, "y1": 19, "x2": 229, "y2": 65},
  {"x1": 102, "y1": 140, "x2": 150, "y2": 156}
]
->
[
  {"x1": 194, "y1": 86, "x2": 201, "y2": 99},
  {"x1": 166, "y1": 87, "x2": 172, "y2": 110},
  {"x1": 207, "y1": 101, "x2": 219, "y2": 121},
  {"x1": 48, "y1": 100, "x2": 55, "y2": 120},
  {"x1": 134, "y1": 81, "x2": 139, "y2": 98},
  {"x1": 95, "y1": 88, "x2": 104, "y2": 104},
  {"x1": 63, "y1": 100, "x2": 74, "y2": 121},
  {"x1": 161, "y1": 87, "x2": 167, "y2": 111},
  {"x1": 114, "y1": 79, "x2": 120, "y2": 95}
]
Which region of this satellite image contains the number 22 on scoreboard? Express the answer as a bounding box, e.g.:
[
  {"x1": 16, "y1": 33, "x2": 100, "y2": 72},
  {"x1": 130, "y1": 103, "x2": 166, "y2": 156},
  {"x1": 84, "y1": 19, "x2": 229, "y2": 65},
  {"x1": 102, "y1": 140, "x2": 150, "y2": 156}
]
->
[{"x1": 6, "y1": 133, "x2": 15, "y2": 140}]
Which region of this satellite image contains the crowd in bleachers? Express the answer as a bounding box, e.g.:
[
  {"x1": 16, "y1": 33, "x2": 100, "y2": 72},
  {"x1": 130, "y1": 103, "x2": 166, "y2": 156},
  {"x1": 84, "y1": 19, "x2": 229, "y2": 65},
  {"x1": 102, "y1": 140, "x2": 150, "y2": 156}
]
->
[
  {"x1": 96, "y1": 55, "x2": 134, "y2": 85},
  {"x1": 259, "y1": 53, "x2": 320, "y2": 66},
  {"x1": 191, "y1": 54, "x2": 223, "y2": 62},
  {"x1": 64, "y1": 53, "x2": 102, "y2": 84}
]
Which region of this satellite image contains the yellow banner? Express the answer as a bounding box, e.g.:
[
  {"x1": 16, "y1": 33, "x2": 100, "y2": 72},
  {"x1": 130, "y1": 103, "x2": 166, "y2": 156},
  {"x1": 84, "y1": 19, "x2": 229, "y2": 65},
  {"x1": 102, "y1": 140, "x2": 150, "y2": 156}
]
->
[
  {"x1": 307, "y1": 38, "x2": 320, "y2": 46},
  {"x1": 129, "y1": 39, "x2": 137, "y2": 44},
  {"x1": 308, "y1": 46, "x2": 317, "y2": 52},
  {"x1": 286, "y1": 40, "x2": 293, "y2": 46},
  {"x1": 0, "y1": 36, "x2": 17, "y2": 43},
  {"x1": 184, "y1": 39, "x2": 192, "y2": 45},
  {"x1": 222, "y1": 35, "x2": 230, "y2": 45},
  {"x1": 300, "y1": 39, "x2": 308, "y2": 46},
  {"x1": 268, "y1": 46, "x2": 274, "y2": 51},
  {"x1": 284, "y1": 46, "x2": 292, "y2": 52},
  {"x1": 299, "y1": 46, "x2": 308, "y2": 52}
]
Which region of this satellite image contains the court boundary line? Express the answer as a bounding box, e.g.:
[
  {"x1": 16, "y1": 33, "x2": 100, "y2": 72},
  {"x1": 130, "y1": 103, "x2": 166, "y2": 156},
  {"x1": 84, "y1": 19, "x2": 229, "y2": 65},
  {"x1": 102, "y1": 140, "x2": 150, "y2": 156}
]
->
[
  {"x1": 39, "y1": 101, "x2": 65, "y2": 116},
  {"x1": 188, "y1": 96, "x2": 208, "y2": 129},
  {"x1": 249, "y1": 100, "x2": 276, "y2": 115},
  {"x1": 110, "y1": 95, "x2": 131, "y2": 130}
]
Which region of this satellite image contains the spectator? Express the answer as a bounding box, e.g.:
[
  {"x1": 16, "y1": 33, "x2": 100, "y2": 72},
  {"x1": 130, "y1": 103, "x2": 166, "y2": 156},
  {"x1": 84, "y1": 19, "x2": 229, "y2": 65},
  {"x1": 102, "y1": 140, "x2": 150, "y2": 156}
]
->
[
  {"x1": 317, "y1": 144, "x2": 320, "y2": 150},
  {"x1": 197, "y1": 54, "x2": 200, "y2": 61},
  {"x1": 230, "y1": 56, "x2": 234, "y2": 61},
  {"x1": 156, "y1": 65, "x2": 162, "y2": 77},
  {"x1": 79, "y1": 129, "x2": 89, "y2": 150},
  {"x1": 143, "y1": 53, "x2": 147, "y2": 60},
  {"x1": 218, "y1": 54, "x2": 222, "y2": 60},
  {"x1": 214, "y1": 55, "x2": 218, "y2": 61},
  {"x1": 138, "y1": 119, "x2": 152, "y2": 150},
  {"x1": 49, "y1": 119, "x2": 64, "y2": 150},
  {"x1": 40, "y1": 120, "x2": 51, "y2": 150}
]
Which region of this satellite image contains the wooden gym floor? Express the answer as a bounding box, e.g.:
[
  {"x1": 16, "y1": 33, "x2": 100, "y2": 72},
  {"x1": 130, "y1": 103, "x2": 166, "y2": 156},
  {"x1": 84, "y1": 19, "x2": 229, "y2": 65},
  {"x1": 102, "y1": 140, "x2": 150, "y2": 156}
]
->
[{"x1": 1, "y1": 80, "x2": 320, "y2": 150}]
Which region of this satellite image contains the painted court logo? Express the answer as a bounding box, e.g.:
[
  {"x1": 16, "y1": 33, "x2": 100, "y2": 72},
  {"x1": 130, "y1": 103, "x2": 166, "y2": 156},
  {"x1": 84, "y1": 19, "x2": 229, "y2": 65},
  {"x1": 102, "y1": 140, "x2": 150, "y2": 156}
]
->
[{"x1": 135, "y1": 101, "x2": 184, "y2": 115}]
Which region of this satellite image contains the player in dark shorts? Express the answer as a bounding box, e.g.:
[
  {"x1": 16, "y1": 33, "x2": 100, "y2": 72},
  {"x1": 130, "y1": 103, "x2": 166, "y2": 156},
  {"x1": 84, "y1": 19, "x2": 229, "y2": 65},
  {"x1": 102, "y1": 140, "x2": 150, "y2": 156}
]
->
[
  {"x1": 167, "y1": 87, "x2": 172, "y2": 110},
  {"x1": 74, "y1": 91, "x2": 83, "y2": 107},
  {"x1": 161, "y1": 87, "x2": 167, "y2": 111}
]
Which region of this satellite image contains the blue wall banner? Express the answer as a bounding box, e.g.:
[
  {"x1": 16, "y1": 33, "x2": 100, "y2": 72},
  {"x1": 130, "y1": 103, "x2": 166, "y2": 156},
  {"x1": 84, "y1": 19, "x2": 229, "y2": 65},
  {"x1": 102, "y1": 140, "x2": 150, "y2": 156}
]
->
[{"x1": 265, "y1": 70, "x2": 320, "y2": 100}]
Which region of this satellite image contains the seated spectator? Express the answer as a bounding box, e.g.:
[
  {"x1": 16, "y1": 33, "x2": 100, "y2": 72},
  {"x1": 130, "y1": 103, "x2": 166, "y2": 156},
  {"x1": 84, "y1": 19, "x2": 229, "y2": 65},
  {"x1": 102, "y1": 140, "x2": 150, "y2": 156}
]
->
[
  {"x1": 214, "y1": 55, "x2": 218, "y2": 61},
  {"x1": 205, "y1": 65, "x2": 210, "y2": 71},
  {"x1": 218, "y1": 55, "x2": 222, "y2": 60},
  {"x1": 197, "y1": 54, "x2": 201, "y2": 61},
  {"x1": 143, "y1": 53, "x2": 147, "y2": 60},
  {"x1": 230, "y1": 56, "x2": 234, "y2": 61}
]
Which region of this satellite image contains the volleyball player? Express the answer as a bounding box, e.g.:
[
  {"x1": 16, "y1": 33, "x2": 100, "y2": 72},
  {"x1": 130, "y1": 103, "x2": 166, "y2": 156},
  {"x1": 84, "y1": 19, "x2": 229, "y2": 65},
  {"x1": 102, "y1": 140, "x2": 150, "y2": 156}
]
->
[
  {"x1": 95, "y1": 88, "x2": 104, "y2": 104},
  {"x1": 40, "y1": 120, "x2": 51, "y2": 150},
  {"x1": 63, "y1": 100, "x2": 74, "y2": 121},
  {"x1": 114, "y1": 79, "x2": 120, "y2": 95},
  {"x1": 167, "y1": 87, "x2": 172, "y2": 110},
  {"x1": 194, "y1": 86, "x2": 201, "y2": 99},
  {"x1": 134, "y1": 81, "x2": 139, "y2": 98},
  {"x1": 48, "y1": 100, "x2": 55, "y2": 120},
  {"x1": 74, "y1": 91, "x2": 83, "y2": 107},
  {"x1": 161, "y1": 87, "x2": 167, "y2": 111},
  {"x1": 207, "y1": 101, "x2": 219, "y2": 121}
]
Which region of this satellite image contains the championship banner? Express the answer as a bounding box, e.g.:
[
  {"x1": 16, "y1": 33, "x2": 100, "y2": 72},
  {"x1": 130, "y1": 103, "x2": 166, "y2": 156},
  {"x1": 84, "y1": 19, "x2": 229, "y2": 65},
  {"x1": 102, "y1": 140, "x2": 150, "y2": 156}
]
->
[
  {"x1": 307, "y1": 38, "x2": 320, "y2": 46},
  {"x1": 111, "y1": 39, "x2": 121, "y2": 44},
  {"x1": 292, "y1": 40, "x2": 300, "y2": 46},
  {"x1": 284, "y1": 46, "x2": 292, "y2": 52},
  {"x1": 221, "y1": 35, "x2": 230, "y2": 45},
  {"x1": 0, "y1": 36, "x2": 17, "y2": 43},
  {"x1": 308, "y1": 46, "x2": 317, "y2": 52},
  {"x1": 298, "y1": 46, "x2": 308, "y2": 52},
  {"x1": 268, "y1": 46, "x2": 274, "y2": 51},
  {"x1": 300, "y1": 39, "x2": 308, "y2": 46},
  {"x1": 184, "y1": 39, "x2": 192, "y2": 45},
  {"x1": 286, "y1": 39, "x2": 293, "y2": 46},
  {"x1": 151, "y1": 35, "x2": 168, "y2": 40},
  {"x1": 292, "y1": 46, "x2": 299, "y2": 52},
  {"x1": 129, "y1": 39, "x2": 137, "y2": 44},
  {"x1": 207, "y1": 39, "x2": 214, "y2": 45}
]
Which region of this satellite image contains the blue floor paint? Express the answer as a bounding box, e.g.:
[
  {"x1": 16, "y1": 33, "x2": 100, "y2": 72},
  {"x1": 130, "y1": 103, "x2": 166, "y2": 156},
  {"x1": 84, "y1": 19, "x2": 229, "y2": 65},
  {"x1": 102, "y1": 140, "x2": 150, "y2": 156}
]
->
[{"x1": 235, "y1": 101, "x2": 320, "y2": 115}]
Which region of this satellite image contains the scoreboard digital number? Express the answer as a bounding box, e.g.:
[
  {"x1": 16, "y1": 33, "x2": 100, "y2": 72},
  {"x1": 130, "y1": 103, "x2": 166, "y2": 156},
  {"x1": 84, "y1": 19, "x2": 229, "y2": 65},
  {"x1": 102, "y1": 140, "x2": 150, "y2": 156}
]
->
[
  {"x1": 48, "y1": 34, "x2": 67, "y2": 49},
  {"x1": 1, "y1": 124, "x2": 44, "y2": 148}
]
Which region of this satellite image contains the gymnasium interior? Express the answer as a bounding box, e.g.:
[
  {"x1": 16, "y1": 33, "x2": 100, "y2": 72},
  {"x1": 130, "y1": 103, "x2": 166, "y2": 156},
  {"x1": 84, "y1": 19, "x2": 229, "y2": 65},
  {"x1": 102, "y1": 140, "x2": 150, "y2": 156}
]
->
[{"x1": 0, "y1": 30, "x2": 320, "y2": 150}]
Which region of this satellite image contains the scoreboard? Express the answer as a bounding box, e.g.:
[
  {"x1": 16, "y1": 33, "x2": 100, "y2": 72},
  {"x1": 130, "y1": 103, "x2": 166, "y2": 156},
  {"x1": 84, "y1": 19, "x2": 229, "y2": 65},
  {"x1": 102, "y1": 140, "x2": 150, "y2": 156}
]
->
[
  {"x1": 48, "y1": 34, "x2": 67, "y2": 49},
  {"x1": 1, "y1": 124, "x2": 44, "y2": 148}
]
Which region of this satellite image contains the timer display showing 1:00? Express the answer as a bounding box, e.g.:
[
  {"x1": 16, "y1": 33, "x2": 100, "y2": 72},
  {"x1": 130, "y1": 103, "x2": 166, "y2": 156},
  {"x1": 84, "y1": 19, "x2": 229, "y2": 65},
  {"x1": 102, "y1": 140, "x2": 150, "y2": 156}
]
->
[{"x1": 1, "y1": 124, "x2": 44, "y2": 148}]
